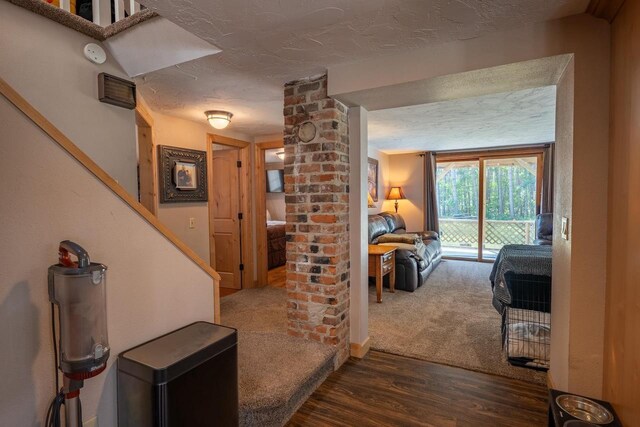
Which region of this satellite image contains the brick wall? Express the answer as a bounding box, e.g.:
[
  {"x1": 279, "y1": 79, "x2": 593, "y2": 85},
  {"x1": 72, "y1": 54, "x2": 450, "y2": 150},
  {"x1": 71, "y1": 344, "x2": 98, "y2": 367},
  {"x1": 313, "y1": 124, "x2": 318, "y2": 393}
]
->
[{"x1": 283, "y1": 74, "x2": 351, "y2": 366}]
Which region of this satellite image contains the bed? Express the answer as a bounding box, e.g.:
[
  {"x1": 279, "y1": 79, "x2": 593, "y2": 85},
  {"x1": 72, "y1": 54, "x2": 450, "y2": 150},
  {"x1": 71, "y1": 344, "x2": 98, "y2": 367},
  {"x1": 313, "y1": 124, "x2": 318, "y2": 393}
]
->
[{"x1": 267, "y1": 220, "x2": 286, "y2": 269}]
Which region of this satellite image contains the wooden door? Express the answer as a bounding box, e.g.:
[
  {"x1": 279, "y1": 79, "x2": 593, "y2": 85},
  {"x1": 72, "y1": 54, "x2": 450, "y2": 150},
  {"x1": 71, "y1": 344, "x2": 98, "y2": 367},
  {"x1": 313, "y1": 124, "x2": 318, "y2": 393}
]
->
[{"x1": 211, "y1": 148, "x2": 242, "y2": 289}]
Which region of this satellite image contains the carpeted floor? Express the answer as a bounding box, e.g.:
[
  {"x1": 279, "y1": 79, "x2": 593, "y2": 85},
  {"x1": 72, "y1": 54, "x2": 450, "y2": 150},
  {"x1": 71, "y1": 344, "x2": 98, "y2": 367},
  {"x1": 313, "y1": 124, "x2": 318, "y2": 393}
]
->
[
  {"x1": 221, "y1": 288, "x2": 336, "y2": 427},
  {"x1": 369, "y1": 259, "x2": 546, "y2": 384}
]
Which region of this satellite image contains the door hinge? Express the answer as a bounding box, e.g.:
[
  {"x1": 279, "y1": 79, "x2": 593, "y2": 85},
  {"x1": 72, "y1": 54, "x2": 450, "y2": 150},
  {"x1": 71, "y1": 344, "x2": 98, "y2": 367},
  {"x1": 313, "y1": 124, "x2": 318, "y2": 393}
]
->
[
  {"x1": 238, "y1": 212, "x2": 243, "y2": 220},
  {"x1": 237, "y1": 160, "x2": 242, "y2": 168},
  {"x1": 239, "y1": 263, "x2": 244, "y2": 271}
]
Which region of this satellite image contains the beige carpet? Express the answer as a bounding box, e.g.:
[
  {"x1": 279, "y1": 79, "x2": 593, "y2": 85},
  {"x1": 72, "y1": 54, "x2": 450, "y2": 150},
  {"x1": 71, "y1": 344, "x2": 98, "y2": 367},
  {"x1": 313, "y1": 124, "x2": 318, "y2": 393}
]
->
[
  {"x1": 369, "y1": 259, "x2": 546, "y2": 384},
  {"x1": 221, "y1": 287, "x2": 336, "y2": 427}
]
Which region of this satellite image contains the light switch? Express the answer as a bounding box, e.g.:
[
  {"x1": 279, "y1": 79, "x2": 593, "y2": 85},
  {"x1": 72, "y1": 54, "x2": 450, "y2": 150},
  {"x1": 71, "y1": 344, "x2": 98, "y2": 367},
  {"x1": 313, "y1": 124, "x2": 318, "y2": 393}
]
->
[
  {"x1": 189, "y1": 217, "x2": 196, "y2": 229},
  {"x1": 561, "y1": 217, "x2": 569, "y2": 240}
]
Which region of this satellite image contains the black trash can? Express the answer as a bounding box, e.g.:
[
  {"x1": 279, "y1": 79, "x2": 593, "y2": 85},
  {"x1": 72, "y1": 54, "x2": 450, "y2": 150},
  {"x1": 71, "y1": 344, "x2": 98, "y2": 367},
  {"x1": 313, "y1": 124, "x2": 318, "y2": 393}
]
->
[{"x1": 118, "y1": 321, "x2": 238, "y2": 426}]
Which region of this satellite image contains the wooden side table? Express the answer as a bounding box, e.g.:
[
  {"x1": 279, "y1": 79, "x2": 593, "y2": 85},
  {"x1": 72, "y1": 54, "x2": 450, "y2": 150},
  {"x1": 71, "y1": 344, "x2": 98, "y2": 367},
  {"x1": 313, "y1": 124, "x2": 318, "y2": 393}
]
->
[{"x1": 368, "y1": 245, "x2": 396, "y2": 303}]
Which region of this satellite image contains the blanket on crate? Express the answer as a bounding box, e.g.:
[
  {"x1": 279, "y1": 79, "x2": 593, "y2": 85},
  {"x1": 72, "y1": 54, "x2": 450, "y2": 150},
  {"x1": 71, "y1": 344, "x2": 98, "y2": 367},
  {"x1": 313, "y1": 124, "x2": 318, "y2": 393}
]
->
[{"x1": 490, "y1": 244, "x2": 552, "y2": 313}]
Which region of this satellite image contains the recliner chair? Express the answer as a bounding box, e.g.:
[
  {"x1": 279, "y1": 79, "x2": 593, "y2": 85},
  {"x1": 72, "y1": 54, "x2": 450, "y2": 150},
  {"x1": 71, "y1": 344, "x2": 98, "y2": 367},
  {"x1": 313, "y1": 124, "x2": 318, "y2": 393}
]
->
[
  {"x1": 368, "y1": 212, "x2": 442, "y2": 291},
  {"x1": 534, "y1": 213, "x2": 553, "y2": 245}
]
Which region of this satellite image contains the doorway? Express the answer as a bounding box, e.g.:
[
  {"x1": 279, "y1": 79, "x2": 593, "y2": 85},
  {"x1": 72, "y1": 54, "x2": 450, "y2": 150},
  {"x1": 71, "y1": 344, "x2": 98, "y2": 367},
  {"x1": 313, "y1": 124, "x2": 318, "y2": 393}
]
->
[
  {"x1": 435, "y1": 147, "x2": 544, "y2": 261},
  {"x1": 207, "y1": 134, "x2": 253, "y2": 290},
  {"x1": 254, "y1": 139, "x2": 285, "y2": 287}
]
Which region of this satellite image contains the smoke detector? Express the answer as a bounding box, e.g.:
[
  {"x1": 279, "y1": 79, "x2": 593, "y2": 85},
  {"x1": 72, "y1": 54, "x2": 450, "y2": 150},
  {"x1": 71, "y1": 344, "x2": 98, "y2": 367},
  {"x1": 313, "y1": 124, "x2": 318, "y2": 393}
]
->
[{"x1": 84, "y1": 43, "x2": 107, "y2": 64}]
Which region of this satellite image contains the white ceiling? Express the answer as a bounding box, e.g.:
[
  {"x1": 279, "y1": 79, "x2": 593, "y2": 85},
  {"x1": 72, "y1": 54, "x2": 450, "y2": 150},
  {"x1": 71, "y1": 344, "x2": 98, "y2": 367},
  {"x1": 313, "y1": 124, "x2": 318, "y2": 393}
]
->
[
  {"x1": 136, "y1": 0, "x2": 588, "y2": 136},
  {"x1": 368, "y1": 86, "x2": 557, "y2": 154},
  {"x1": 104, "y1": 17, "x2": 221, "y2": 77}
]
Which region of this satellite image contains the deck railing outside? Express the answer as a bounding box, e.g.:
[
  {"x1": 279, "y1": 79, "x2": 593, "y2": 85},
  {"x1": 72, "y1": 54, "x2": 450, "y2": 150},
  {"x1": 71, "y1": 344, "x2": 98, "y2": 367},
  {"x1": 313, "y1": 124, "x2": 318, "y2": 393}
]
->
[{"x1": 439, "y1": 218, "x2": 535, "y2": 255}]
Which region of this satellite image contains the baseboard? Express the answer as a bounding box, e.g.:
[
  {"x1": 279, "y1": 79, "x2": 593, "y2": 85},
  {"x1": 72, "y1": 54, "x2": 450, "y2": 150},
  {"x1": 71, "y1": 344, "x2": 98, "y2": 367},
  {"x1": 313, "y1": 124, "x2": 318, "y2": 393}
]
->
[
  {"x1": 547, "y1": 371, "x2": 556, "y2": 390},
  {"x1": 350, "y1": 336, "x2": 371, "y2": 359}
]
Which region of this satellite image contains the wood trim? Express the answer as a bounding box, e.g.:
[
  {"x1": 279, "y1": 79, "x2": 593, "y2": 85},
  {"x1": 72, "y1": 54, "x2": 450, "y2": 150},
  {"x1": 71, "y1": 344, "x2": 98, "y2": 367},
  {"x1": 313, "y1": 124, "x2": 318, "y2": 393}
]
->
[
  {"x1": 587, "y1": 0, "x2": 626, "y2": 23},
  {"x1": 207, "y1": 133, "x2": 255, "y2": 289},
  {"x1": 0, "y1": 76, "x2": 221, "y2": 323},
  {"x1": 209, "y1": 133, "x2": 250, "y2": 149},
  {"x1": 255, "y1": 139, "x2": 284, "y2": 287},
  {"x1": 135, "y1": 104, "x2": 158, "y2": 216},
  {"x1": 135, "y1": 102, "x2": 154, "y2": 127},
  {"x1": 350, "y1": 336, "x2": 371, "y2": 359},
  {"x1": 436, "y1": 146, "x2": 547, "y2": 163}
]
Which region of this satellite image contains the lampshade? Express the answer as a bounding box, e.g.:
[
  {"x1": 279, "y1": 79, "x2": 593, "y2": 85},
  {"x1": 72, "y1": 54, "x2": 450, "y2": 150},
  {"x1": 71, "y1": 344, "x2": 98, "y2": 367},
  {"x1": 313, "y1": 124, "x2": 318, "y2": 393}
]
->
[
  {"x1": 387, "y1": 186, "x2": 406, "y2": 200},
  {"x1": 205, "y1": 110, "x2": 233, "y2": 129},
  {"x1": 367, "y1": 192, "x2": 375, "y2": 208}
]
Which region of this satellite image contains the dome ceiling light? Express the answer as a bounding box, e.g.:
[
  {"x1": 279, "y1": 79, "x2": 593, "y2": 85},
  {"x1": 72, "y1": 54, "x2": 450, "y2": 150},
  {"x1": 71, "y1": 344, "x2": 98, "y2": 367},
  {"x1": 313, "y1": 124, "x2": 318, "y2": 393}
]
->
[{"x1": 205, "y1": 110, "x2": 233, "y2": 129}]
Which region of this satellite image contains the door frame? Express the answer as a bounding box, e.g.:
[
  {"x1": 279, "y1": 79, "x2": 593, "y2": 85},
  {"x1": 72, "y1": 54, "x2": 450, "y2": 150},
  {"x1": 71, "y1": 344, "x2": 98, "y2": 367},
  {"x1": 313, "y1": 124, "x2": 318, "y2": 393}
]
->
[
  {"x1": 435, "y1": 146, "x2": 545, "y2": 262},
  {"x1": 135, "y1": 102, "x2": 157, "y2": 215},
  {"x1": 207, "y1": 133, "x2": 254, "y2": 289},
  {"x1": 254, "y1": 139, "x2": 285, "y2": 287}
]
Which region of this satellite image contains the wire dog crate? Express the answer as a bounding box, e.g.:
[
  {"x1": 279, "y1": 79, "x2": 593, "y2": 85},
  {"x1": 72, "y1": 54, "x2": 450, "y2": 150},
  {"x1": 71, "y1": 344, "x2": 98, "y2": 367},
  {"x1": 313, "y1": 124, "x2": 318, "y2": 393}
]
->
[{"x1": 501, "y1": 272, "x2": 552, "y2": 371}]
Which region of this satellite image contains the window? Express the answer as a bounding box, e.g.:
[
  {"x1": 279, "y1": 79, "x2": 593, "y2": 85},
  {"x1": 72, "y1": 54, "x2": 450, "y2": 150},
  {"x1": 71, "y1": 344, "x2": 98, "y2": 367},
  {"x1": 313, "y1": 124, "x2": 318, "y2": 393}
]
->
[{"x1": 436, "y1": 150, "x2": 543, "y2": 261}]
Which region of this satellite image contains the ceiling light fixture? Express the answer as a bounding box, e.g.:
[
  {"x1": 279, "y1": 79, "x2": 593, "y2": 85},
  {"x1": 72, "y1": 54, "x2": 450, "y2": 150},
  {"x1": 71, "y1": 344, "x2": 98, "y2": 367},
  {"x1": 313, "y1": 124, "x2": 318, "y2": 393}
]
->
[
  {"x1": 275, "y1": 151, "x2": 285, "y2": 160},
  {"x1": 205, "y1": 110, "x2": 233, "y2": 129}
]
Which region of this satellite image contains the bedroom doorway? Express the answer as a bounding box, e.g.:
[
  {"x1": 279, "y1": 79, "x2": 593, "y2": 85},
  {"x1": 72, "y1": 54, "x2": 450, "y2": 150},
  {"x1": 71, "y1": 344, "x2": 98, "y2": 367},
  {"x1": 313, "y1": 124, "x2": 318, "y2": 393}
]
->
[
  {"x1": 207, "y1": 134, "x2": 253, "y2": 290},
  {"x1": 255, "y1": 139, "x2": 286, "y2": 287}
]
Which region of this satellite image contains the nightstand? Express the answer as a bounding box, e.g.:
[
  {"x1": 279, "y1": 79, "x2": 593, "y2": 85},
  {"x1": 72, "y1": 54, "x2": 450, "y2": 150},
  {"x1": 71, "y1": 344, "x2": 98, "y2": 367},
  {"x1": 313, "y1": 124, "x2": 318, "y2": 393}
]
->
[{"x1": 368, "y1": 245, "x2": 396, "y2": 303}]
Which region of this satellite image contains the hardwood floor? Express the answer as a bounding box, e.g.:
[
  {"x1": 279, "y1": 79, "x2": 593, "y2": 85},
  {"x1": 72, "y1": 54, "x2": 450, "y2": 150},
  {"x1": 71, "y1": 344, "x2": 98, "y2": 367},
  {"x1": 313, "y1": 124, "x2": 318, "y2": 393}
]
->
[
  {"x1": 288, "y1": 350, "x2": 549, "y2": 427},
  {"x1": 268, "y1": 265, "x2": 286, "y2": 288}
]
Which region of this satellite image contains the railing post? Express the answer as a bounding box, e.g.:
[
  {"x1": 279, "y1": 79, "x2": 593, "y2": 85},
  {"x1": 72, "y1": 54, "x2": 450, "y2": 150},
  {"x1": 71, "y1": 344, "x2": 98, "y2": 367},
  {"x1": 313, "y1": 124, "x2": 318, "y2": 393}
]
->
[{"x1": 93, "y1": 0, "x2": 113, "y2": 26}]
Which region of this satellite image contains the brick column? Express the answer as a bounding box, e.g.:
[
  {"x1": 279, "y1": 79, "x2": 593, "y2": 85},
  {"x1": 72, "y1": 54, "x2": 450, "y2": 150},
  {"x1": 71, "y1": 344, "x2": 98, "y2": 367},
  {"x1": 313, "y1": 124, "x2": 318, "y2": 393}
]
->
[{"x1": 283, "y1": 74, "x2": 350, "y2": 366}]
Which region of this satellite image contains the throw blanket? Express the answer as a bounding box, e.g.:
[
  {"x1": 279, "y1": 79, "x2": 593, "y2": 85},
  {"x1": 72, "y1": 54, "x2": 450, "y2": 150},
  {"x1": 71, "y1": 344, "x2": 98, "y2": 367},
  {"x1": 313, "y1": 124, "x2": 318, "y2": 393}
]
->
[
  {"x1": 490, "y1": 244, "x2": 552, "y2": 311},
  {"x1": 378, "y1": 238, "x2": 427, "y2": 263}
]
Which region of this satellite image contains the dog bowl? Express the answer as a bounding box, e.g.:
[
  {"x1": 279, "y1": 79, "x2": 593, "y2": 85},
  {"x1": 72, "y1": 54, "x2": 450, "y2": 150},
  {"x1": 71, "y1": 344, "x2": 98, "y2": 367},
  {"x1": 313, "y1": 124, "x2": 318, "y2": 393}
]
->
[{"x1": 556, "y1": 394, "x2": 614, "y2": 424}]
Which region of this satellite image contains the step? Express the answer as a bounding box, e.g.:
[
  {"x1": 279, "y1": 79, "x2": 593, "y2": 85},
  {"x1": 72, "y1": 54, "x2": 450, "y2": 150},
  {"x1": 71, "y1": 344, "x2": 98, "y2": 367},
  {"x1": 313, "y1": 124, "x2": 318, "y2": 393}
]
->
[{"x1": 237, "y1": 331, "x2": 336, "y2": 427}]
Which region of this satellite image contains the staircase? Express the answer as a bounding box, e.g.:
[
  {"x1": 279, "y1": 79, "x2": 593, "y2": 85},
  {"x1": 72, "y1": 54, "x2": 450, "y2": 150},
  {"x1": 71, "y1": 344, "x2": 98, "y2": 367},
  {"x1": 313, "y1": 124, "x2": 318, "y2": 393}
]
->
[{"x1": 221, "y1": 287, "x2": 337, "y2": 426}]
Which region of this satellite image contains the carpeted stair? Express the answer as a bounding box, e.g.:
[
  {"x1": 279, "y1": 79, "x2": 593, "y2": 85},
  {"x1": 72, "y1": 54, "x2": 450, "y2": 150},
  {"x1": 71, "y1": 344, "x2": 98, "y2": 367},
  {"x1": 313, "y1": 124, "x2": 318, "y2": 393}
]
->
[
  {"x1": 237, "y1": 331, "x2": 335, "y2": 427},
  {"x1": 221, "y1": 288, "x2": 336, "y2": 426}
]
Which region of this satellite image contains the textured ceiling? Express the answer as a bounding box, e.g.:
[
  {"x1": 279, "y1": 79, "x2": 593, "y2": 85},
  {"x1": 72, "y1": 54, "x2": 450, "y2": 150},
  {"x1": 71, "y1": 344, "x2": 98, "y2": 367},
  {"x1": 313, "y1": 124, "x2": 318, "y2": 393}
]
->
[
  {"x1": 368, "y1": 86, "x2": 557, "y2": 154},
  {"x1": 136, "y1": 0, "x2": 588, "y2": 136}
]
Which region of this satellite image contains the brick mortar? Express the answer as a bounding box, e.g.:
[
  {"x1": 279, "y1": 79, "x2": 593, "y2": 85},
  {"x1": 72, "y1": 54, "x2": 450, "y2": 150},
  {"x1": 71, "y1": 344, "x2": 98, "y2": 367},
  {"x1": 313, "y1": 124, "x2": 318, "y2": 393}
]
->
[{"x1": 283, "y1": 74, "x2": 350, "y2": 366}]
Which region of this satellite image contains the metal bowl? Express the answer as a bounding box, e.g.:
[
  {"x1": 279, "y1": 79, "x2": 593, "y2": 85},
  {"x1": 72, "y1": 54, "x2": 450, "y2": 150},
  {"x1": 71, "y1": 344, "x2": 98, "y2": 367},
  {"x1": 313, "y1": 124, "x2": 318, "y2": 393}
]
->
[{"x1": 556, "y1": 394, "x2": 614, "y2": 424}]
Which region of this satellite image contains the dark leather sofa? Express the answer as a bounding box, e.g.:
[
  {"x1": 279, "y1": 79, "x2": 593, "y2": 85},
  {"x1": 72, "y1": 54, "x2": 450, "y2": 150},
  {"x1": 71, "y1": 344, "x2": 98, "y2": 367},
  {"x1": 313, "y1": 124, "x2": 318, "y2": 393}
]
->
[{"x1": 368, "y1": 212, "x2": 442, "y2": 291}]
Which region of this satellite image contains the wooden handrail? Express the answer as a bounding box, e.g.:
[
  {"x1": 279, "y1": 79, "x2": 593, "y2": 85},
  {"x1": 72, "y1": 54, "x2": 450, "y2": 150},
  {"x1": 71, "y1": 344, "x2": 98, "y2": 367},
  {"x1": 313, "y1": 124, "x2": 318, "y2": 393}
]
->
[{"x1": 0, "y1": 75, "x2": 221, "y2": 321}]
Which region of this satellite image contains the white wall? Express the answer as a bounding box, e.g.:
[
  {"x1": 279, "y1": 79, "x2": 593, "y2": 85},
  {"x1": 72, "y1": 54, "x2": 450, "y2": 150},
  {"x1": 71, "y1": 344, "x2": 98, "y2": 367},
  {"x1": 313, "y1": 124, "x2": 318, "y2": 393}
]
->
[
  {"x1": 0, "y1": 96, "x2": 214, "y2": 427},
  {"x1": 387, "y1": 153, "x2": 424, "y2": 232},
  {"x1": 331, "y1": 13, "x2": 610, "y2": 397},
  {"x1": 0, "y1": 1, "x2": 137, "y2": 196},
  {"x1": 366, "y1": 147, "x2": 391, "y2": 215},
  {"x1": 151, "y1": 111, "x2": 252, "y2": 262}
]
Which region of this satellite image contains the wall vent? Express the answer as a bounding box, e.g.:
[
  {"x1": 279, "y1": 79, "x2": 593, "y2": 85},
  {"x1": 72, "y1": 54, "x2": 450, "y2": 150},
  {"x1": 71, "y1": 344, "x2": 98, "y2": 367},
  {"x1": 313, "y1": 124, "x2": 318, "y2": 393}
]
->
[{"x1": 98, "y1": 73, "x2": 136, "y2": 109}]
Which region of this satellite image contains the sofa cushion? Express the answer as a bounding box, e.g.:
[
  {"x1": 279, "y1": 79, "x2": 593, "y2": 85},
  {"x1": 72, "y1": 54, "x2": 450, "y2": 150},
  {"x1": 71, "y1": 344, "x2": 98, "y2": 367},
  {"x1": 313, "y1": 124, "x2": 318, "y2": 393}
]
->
[
  {"x1": 379, "y1": 212, "x2": 407, "y2": 233},
  {"x1": 368, "y1": 215, "x2": 391, "y2": 244}
]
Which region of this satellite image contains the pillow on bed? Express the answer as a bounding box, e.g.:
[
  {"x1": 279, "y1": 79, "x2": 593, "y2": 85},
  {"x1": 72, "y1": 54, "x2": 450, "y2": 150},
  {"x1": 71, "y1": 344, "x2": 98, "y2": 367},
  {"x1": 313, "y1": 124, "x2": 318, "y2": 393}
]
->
[
  {"x1": 266, "y1": 209, "x2": 272, "y2": 221},
  {"x1": 377, "y1": 233, "x2": 420, "y2": 245}
]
